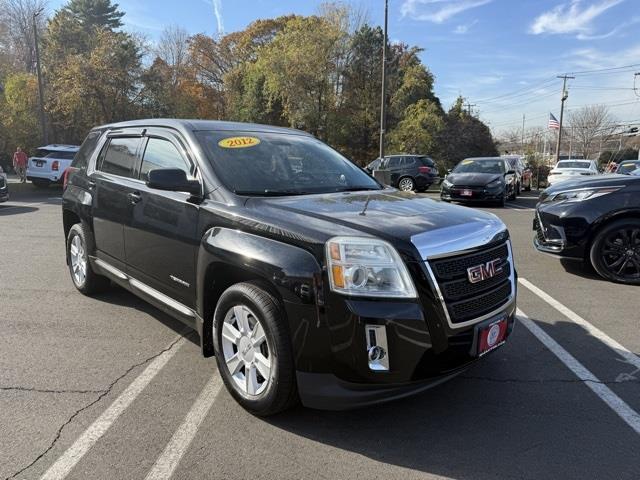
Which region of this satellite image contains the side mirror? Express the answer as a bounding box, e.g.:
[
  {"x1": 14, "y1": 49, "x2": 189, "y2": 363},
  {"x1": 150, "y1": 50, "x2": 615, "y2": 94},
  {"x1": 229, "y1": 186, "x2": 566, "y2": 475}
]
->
[
  {"x1": 506, "y1": 170, "x2": 516, "y2": 175},
  {"x1": 147, "y1": 168, "x2": 201, "y2": 196},
  {"x1": 447, "y1": 169, "x2": 452, "y2": 175}
]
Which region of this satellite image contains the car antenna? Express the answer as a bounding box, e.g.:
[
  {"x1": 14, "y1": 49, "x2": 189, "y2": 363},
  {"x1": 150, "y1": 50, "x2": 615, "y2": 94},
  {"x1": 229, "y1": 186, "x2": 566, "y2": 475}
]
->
[{"x1": 359, "y1": 196, "x2": 371, "y2": 216}]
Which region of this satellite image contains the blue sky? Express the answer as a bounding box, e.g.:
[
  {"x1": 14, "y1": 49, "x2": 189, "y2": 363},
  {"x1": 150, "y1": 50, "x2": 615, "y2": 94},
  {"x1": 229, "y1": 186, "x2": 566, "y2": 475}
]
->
[{"x1": 48, "y1": 0, "x2": 640, "y2": 134}]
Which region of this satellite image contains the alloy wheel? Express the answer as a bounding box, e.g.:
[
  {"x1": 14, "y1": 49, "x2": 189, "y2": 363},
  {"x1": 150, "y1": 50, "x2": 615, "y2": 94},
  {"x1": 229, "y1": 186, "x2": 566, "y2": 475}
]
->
[
  {"x1": 69, "y1": 235, "x2": 87, "y2": 286},
  {"x1": 399, "y1": 178, "x2": 414, "y2": 191},
  {"x1": 599, "y1": 226, "x2": 640, "y2": 281},
  {"x1": 220, "y1": 305, "x2": 272, "y2": 396}
]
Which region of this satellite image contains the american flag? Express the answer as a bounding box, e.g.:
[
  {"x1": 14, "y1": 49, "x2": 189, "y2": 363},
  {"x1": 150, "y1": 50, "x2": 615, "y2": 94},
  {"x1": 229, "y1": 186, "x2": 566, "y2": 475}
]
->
[{"x1": 548, "y1": 113, "x2": 560, "y2": 130}]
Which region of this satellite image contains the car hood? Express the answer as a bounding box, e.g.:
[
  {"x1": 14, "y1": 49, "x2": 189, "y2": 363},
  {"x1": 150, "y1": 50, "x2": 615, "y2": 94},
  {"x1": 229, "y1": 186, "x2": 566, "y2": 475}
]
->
[
  {"x1": 247, "y1": 189, "x2": 506, "y2": 259},
  {"x1": 544, "y1": 174, "x2": 635, "y2": 193},
  {"x1": 446, "y1": 172, "x2": 502, "y2": 186}
]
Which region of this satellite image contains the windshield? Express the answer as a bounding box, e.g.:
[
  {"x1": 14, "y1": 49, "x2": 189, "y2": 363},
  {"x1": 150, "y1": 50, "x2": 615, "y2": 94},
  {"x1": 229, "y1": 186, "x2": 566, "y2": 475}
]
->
[
  {"x1": 557, "y1": 161, "x2": 591, "y2": 169},
  {"x1": 453, "y1": 159, "x2": 505, "y2": 174},
  {"x1": 196, "y1": 131, "x2": 381, "y2": 195},
  {"x1": 618, "y1": 162, "x2": 640, "y2": 173}
]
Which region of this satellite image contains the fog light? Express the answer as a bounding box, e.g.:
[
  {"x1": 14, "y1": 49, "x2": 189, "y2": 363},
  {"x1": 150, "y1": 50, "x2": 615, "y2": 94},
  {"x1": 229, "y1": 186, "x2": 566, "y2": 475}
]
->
[{"x1": 365, "y1": 325, "x2": 389, "y2": 371}]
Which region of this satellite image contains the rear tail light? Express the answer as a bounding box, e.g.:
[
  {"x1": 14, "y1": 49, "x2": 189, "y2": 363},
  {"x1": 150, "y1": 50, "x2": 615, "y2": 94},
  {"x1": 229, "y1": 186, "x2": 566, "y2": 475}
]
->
[
  {"x1": 418, "y1": 166, "x2": 432, "y2": 174},
  {"x1": 63, "y1": 167, "x2": 78, "y2": 190},
  {"x1": 52, "y1": 160, "x2": 60, "y2": 171}
]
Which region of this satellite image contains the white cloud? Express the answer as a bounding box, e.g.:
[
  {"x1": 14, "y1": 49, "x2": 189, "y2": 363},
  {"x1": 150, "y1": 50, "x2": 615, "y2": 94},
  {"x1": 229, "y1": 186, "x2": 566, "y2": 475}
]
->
[
  {"x1": 453, "y1": 19, "x2": 478, "y2": 34},
  {"x1": 401, "y1": 0, "x2": 493, "y2": 24},
  {"x1": 576, "y1": 16, "x2": 640, "y2": 39},
  {"x1": 530, "y1": 0, "x2": 624, "y2": 35}
]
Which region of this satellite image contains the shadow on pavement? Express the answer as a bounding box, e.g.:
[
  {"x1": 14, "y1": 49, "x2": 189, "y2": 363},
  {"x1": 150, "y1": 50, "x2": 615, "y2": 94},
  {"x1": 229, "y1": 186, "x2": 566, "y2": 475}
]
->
[
  {"x1": 559, "y1": 258, "x2": 607, "y2": 283},
  {"x1": 265, "y1": 316, "x2": 640, "y2": 480},
  {"x1": 0, "y1": 205, "x2": 39, "y2": 216},
  {"x1": 89, "y1": 283, "x2": 201, "y2": 348}
]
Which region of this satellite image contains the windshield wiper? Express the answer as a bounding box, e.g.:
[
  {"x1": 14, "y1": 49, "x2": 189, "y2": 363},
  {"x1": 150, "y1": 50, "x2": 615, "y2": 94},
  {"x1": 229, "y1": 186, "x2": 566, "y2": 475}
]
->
[
  {"x1": 234, "y1": 189, "x2": 311, "y2": 197},
  {"x1": 333, "y1": 186, "x2": 382, "y2": 193}
]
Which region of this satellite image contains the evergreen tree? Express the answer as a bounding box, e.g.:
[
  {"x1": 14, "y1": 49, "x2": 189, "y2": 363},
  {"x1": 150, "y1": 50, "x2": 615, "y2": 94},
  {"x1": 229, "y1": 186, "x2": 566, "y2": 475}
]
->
[{"x1": 63, "y1": 0, "x2": 124, "y2": 31}]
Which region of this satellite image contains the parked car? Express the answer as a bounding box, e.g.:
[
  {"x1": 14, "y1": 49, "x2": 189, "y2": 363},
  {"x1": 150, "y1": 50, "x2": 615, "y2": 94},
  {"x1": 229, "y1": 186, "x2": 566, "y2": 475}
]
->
[
  {"x1": 535, "y1": 175, "x2": 640, "y2": 284},
  {"x1": 441, "y1": 157, "x2": 517, "y2": 207},
  {"x1": 547, "y1": 159, "x2": 598, "y2": 186},
  {"x1": 0, "y1": 168, "x2": 8, "y2": 203},
  {"x1": 27, "y1": 144, "x2": 80, "y2": 188},
  {"x1": 615, "y1": 160, "x2": 640, "y2": 175},
  {"x1": 366, "y1": 154, "x2": 438, "y2": 191},
  {"x1": 502, "y1": 155, "x2": 525, "y2": 196},
  {"x1": 62, "y1": 119, "x2": 516, "y2": 415}
]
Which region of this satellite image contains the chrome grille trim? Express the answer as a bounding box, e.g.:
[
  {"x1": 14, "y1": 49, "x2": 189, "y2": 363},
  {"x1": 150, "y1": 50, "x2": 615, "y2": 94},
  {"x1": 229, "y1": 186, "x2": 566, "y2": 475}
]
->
[{"x1": 423, "y1": 240, "x2": 516, "y2": 330}]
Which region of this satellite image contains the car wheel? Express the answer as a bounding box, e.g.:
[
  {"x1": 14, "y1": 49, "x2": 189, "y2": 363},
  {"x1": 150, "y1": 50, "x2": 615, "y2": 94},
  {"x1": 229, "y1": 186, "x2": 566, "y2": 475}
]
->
[
  {"x1": 67, "y1": 223, "x2": 111, "y2": 295},
  {"x1": 32, "y1": 179, "x2": 49, "y2": 188},
  {"x1": 398, "y1": 177, "x2": 415, "y2": 192},
  {"x1": 214, "y1": 282, "x2": 298, "y2": 416},
  {"x1": 496, "y1": 192, "x2": 506, "y2": 207},
  {"x1": 516, "y1": 182, "x2": 521, "y2": 196},
  {"x1": 590, "y1": 219, "x2": 640, "y2": 285}
]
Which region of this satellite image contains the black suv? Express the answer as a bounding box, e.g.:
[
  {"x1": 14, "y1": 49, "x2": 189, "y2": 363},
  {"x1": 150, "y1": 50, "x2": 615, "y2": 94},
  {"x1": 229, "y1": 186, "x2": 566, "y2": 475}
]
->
[
  {"x1": 62, "y1": 120, "x2": 516, "y2": 415},
  {"x1": 366, "y1": 154, "x2": 437, "y2": 192}
]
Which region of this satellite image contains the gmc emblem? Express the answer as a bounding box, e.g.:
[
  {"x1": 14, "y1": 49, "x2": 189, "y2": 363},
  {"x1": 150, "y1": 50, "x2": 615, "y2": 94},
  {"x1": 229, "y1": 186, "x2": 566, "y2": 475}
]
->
[{"x1": 467, "y1": 259, "x2": 503, "y2": 284}]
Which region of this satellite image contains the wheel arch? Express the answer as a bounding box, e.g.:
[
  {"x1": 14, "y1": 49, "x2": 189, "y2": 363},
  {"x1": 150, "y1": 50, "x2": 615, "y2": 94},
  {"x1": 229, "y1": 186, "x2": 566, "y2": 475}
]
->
[
  {"x1": 196, "y1": 227, "x2": 323, "y2": 359},
  {"x1": 585, "y1": 209, "x2": 640, "y2": 261}
]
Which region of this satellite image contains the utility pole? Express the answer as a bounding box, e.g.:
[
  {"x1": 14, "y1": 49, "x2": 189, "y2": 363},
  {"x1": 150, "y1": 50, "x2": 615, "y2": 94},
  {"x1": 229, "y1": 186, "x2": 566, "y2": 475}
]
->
[
  {"x1": 378, "y1": 0, "x2": 388, "y2": 160},
  {"x1": 33, "y1": 7, "x2": 48, "y2": 145},
  {"x1": 554, "y1": 75, "x2": 574, "y2": 163},
  {"x1": 464, "y1": 102, "x2": 476, "y2": 116},
  {"x1": 521, "y1": 113, "x2": 525, "y2": 155}
]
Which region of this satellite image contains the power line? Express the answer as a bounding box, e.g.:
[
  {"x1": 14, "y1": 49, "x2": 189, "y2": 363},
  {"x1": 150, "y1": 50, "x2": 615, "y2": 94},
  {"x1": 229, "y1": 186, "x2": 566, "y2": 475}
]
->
[{"x1": 566, "y1": 63, "x2": 640, "y2": 76}]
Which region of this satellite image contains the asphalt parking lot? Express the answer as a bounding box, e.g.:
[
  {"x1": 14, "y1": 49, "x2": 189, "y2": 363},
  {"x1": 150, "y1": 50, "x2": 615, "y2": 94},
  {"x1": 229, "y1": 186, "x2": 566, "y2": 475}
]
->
[{"x1": 1, "y1": 183, "x2": 639, "y2": 480}]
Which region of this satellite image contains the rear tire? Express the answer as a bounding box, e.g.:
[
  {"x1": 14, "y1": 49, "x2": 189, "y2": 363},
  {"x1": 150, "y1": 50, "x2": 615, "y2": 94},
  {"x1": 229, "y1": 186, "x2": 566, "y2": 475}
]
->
[
  {"x1": 589, "y1": 219, "x2": 640, "y2": 285},
  {"x1": 66, "y1": 223, "x2": 111, "y2": 295},
  {"x1": 213, "y1": 282, "x2": 298, "y2": 416},
  {"x1": 398, "y1": 176, "x2": 415, "y2": 192}
]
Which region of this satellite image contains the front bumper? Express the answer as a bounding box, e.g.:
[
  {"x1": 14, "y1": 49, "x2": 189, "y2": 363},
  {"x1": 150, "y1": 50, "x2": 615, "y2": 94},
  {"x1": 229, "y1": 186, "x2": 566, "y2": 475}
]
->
[{"x1": 441, "y1": 185, "x2": 505, "y2": 202}]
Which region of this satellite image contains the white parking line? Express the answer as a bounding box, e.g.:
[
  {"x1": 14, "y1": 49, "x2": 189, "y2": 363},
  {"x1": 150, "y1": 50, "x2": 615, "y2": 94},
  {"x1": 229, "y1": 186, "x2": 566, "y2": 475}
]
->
[
  {"x1": 519, "y1": 277, "x2": 640, "y2": 370},
  {"x1": 40, "y1": 337, "x2": 187, "y2": 480},
  {"x1": 517, "y1": 309, "x2": 640, "y2": 435},
  {"x1": 144, "y1": 376, "x2": 224, "y2": 480}
]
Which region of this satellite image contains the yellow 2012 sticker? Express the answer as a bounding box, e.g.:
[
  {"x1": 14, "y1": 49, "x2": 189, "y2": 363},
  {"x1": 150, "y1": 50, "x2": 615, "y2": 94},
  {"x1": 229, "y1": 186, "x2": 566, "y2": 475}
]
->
[
  {"x1": 461, "y1": 159, "x2": 474, "y2": 165},
  {"x1": 218, "y1": 136, "x2": 261, "y2": 149}
]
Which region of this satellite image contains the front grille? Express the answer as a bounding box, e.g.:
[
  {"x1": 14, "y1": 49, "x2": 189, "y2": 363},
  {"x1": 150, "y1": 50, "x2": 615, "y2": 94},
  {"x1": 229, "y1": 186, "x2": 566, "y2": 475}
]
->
[{"x1": 428, "y1": 242, "x2": 513, "y2": 325}]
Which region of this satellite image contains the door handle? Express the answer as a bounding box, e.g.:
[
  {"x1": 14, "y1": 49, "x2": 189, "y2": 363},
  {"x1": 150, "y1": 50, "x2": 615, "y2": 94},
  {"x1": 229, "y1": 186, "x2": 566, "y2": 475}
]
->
[{"x1": 128, "y1": 192, "x2": 142, "y2": 204}]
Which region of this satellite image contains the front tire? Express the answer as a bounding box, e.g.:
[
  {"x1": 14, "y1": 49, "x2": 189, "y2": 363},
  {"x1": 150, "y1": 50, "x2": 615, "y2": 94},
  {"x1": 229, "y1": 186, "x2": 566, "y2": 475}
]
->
[
  {"x1": 590, "y1": 219, "x2": 640, "y2": 285},
  {"x1": 66, "y1": 224, "x2": 110, "y2": 295},
  {"x1": 213, "y1": 282, "x2": 298, "y2": 416}
]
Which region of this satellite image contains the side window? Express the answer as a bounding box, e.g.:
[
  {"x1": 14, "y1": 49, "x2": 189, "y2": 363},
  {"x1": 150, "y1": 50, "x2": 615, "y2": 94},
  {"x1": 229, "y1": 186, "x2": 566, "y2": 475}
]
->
[
  {"x1": 140, "y1": 138, "x2": 191, "y2": 182},
  {"x1": 73, "y1": 129, "x2": 104, "y2": 169},
  {"x1": 404, "y1": 157, "x2": 416, "y2": 167},
  {"x1": 99, "y1": 137, "x2": 140, "y2": 178},
  {"x1": 387, "y1": 157, "x2": 400, "y2": 168}
]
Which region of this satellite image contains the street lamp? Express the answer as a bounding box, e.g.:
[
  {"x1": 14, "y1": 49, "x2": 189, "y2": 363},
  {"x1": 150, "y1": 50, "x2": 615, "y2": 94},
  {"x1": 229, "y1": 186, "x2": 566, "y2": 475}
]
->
[
  {"x1": 33, "y1": 7, "x2": 48, "y2": 145},
  {"x1": 378, "y1": 0, "x2": 388, "y2": 160}
]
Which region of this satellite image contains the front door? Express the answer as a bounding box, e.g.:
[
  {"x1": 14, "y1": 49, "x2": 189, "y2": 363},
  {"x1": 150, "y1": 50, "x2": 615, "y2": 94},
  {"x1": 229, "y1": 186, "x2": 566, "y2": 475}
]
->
[{"x1": 124, "y1": 130, "x2": 199, "y2": 308}]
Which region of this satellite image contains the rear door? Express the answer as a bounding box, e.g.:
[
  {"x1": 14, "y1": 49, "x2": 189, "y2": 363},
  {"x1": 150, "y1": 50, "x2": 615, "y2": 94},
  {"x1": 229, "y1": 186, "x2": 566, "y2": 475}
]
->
[
  {"x1": 385, "y1": 157, "x2": 403, "y2": 186},
  {"x1": 124, "y1": 129, "x2": 200, "y2": 307},
  {"x1": 91, "y1": 135, "x2": 143, "y2": 271}
]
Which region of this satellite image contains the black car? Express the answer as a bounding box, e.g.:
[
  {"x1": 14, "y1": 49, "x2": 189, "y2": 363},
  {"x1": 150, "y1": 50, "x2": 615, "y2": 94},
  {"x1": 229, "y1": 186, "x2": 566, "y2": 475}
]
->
[
  {"x1": 366, "y1": 154, "x2": 438, "y2": 192},
  {"x1": 62, "y1": 120, "x2": 516, "y2": 415},
  {"x1": 616, "y1": 160, "x2": 640, "y2": 175},
  {"x1": 0, "y1": 173, "x2": 9, "y2": 202},
  {"x1": 534, "y1": 175, "x2": 640, "y2": 284},
  {"x1": 441, "y1": 157, "x2": 517, "y2": 207}
]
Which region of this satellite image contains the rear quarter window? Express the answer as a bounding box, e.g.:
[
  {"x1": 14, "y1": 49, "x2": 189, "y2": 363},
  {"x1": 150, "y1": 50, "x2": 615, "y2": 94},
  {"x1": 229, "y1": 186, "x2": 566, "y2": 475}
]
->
[
  {"x1": 419, "y1": 157, "x2": 435, "y2": 167},
  {"x1": 73, "y1": 130, "x2": 105, "y2": 169}
]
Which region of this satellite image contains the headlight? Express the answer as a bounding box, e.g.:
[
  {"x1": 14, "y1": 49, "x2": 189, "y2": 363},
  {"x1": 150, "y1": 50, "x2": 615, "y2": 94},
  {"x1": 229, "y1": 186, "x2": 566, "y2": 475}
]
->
[
  {"x1": 442, "y1": 179, "x2": 453, "y2": 188},
  {"x1": 326, "y1": 237, "x2": 417, "y2": 298},
  {"x1": 486, "y1": 179, "x2": 502, "y2": 188},
  {"x1": 545, "y1": 186, "x2": 622, "y2": 203}
]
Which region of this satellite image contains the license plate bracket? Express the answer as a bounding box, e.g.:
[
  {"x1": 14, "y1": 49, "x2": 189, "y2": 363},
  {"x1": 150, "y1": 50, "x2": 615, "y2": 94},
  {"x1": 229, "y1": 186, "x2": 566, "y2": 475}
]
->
[
  {"x1": 471, "y1": 316, "x2": 508, "y2": 357},
  {"x1": 460, "y1": 189, "x2": 473, "y2": 197}
]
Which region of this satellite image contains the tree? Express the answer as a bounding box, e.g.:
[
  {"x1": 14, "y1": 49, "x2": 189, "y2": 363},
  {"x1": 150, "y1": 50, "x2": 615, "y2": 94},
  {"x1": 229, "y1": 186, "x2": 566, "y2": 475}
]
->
[
  {"x1": 63, "y1": 0, "x2": 124, "y2": 31},
  {"x1": 438, "y1": 96, "x2": 498, "y2": 169},
  {"x1": 387, "y1": 99, "x2": 443, "y2": 155},
  {"x1": 567, "y1": 105, "x2": 616, "y2": 159},
  {"x1": 0, "y1": 72, "x2": 40, "y2": 151},
  {"x1": 0, "y1": 0, "x2": 47, "y2": 73}
]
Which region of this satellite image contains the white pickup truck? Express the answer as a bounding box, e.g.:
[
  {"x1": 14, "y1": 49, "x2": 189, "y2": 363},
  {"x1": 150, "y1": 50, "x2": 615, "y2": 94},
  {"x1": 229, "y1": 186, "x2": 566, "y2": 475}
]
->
[{"x1": 27, "y1": 144, "x2": 80, "y2": 187}]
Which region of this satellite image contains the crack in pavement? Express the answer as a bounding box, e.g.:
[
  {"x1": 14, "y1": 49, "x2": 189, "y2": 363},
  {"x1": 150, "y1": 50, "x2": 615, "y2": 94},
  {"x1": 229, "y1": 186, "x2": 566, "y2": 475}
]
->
[
  {"x1": 3, "y1": 335, "x2": 187, "y2": 480},
  {"x1": 461, "y1": 375, "x2": 639, "y2": 385},
  {"x1": 0, "y1": 386, "x2": 106, "y2": 395}
]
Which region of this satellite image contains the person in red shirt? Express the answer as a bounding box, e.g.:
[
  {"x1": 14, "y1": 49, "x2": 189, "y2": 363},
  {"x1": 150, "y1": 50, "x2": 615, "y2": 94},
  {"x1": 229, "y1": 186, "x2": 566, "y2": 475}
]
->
[{"x1": 13, "y1": 147, "x2": 28, "y2": 183}]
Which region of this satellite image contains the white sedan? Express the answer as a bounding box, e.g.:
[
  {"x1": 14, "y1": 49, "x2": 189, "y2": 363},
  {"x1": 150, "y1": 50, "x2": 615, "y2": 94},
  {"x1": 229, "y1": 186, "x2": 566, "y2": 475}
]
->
[{"x1": 547, "y1": 159, "x2": 599, "y2": 186}]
